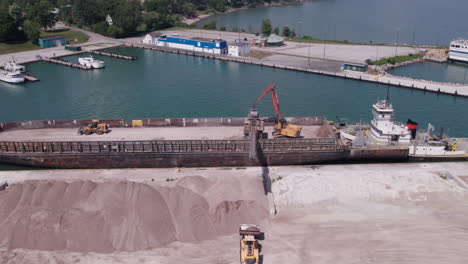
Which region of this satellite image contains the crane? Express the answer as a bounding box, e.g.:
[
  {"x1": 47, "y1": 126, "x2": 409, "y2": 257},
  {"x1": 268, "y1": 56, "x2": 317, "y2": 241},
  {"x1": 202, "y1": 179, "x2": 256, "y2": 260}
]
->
[{"x1": 248, "y1": 84, "x2": 302, "y2": 139}]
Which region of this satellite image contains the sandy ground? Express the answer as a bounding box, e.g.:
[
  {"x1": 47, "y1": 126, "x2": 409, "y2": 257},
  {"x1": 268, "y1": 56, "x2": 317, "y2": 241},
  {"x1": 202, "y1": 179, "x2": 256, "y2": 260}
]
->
[
  {"x1": 0, "y1": 126, "x2": 322, "y2": 142},
  {"x1": 0, "y1": 162, "x2": 468, "y2": 263}
]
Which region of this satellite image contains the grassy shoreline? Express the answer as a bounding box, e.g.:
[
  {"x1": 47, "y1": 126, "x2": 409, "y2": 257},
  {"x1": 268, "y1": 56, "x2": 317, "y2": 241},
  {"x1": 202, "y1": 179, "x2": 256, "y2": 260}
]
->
[
  {"x1": 0, "y1": 29, "x2": 89, "y2": 56},
  {"x1": 368, "y1": 54, "x2": 423, "y2": 66}
]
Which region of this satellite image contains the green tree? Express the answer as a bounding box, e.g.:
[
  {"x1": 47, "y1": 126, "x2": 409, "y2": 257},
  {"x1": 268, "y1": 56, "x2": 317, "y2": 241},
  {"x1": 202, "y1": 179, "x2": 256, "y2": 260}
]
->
[
  {"x1": 112, "y1": 0, "x2": 141, "y2": 36},
  {"x1": 142, "y1": 11, "x2": 161, "y2": 31},
  {"x1": 0, "y1": 7, "x2": 17, "y2": 41},
  {"x1": 273, "y1": 27, "x2": 279, "y2": 35},
  {"x1": 90, "y1": 21, "x2": 109, "y2": 35},
  {"x1": 23, "y1": 20, "x2": 41, "y2": 44},
  {"x1": 181, "y1": 2, "x2": 196, "y2": 18},
  {"x1": 28, "y1": 0, "x2": 57, "y2": 31},
  {"x1": 9, "y1": 3, "x2": 24, "y2": 29},
  {"x1": 107, "y1": 24, "x2": 123, "y2": 37},
  {"x1": 261, "y1": 19, "x2": 271, "y2": 35},
  {"x1": 282, "y1": 26, "x2": 291, "y2": 37},
  {"x1": 290, "y1": 29, "x2": 296, "y2": 38},
  {"x1": 208, "y1": 0, "x2": 225, "y2": 12},
  {"x1": 203, "y1": 19, "x2": 217, "y2": 30},
  {"x1": 71, "y1": 0, "x2": 104, "y2": 26}
]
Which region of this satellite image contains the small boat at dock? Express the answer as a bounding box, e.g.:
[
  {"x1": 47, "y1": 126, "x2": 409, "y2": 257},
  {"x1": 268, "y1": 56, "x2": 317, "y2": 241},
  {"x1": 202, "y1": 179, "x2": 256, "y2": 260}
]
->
[
  {"x1": 0, "y1": 67, "x2": 25, "y2": 84},
  {"x1": 3, "y1": 61, "x2": 26, "y2": 73},
  {"x1": 78, "y1": 56, "x2": 105, "y2": 69}
]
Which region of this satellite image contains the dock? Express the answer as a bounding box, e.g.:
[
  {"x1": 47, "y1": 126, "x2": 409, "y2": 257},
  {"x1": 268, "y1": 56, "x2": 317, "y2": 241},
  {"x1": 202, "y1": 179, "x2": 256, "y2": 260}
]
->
[
  {"x1": 90, "y1": 50, "x2": 137, "y2": 60},
  {"x1": 42, "y1": 57, "x2": 91, "y2": 70},
  {"x1": 24, "y1": 75, "x2": 40, "y2": 82},
  {"x1": 424, "y1": 54, "x2": 448, "y2": 63},
  {"x1": 126, "y1": 43, "x2": 468, "y2": 98}
]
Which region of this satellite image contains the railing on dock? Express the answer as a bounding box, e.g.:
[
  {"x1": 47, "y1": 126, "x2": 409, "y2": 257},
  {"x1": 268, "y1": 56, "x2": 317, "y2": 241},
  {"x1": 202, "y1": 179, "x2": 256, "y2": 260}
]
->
[{"x1": 0, "y1": 138, "x2": 341, "y2": 154}]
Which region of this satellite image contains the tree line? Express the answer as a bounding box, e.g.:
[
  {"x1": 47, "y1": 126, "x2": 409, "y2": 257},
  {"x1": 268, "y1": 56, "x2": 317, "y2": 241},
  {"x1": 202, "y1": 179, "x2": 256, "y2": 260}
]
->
[{"x1": 1, "y1": 0, "x2": 294, "y2": 44}]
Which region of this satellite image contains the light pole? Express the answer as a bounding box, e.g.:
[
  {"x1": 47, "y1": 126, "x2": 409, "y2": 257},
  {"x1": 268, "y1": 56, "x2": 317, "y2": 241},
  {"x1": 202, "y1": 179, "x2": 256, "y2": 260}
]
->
[
  {"x1": 308, "y1": 38, "x2": 311, "y2": 65},
  {"x1": 376, "y1": 46, "x2": 379, "y2": 61},
  {"x1": 394, "y1": 27, "x2": 400, "y2": 56}
]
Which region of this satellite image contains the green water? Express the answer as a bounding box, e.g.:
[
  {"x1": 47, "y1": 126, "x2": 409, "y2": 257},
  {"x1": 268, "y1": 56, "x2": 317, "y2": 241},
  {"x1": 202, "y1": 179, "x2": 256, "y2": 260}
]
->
[
  {"x1": 197, "y1": 0, "x2": 468, "y2": 45},
  {"x1": 0, "y1": 47, "x2": 468, "y2": 169},
  {"x1": 390, "y1": 62, "x2": 468, "y2": 84},
  {"x1": 0, "y1": 47, "x2": 467, "y2": 133}
]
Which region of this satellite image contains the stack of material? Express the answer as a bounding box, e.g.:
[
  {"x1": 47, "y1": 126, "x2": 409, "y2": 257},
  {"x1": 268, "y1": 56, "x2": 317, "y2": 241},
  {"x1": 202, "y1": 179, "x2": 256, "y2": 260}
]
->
[{"x1": 0, "y1": 176, "x2": 268, "y2": 253}]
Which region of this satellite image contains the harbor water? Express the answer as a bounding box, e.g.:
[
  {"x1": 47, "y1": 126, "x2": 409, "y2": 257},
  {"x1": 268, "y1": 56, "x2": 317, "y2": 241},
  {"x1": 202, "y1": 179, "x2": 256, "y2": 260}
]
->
[
  {"x1": 0, "y1": 47, "x2": 467, "y2": 137},
  {"x1": 389, "y1": 62, "x2": 468, "y2": 84},
  {"x1": 197, "y1": 0, "x2": 468, "y2": 45}
]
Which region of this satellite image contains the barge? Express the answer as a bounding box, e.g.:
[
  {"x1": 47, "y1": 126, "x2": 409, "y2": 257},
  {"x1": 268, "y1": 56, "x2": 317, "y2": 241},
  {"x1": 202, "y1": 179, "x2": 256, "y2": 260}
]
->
[
  {"x1": 0, "y1": 116, "x2": 410, "y2": 169},
  {"x1": 0, "y1": 95, "x2": 466, "y2": 169}
]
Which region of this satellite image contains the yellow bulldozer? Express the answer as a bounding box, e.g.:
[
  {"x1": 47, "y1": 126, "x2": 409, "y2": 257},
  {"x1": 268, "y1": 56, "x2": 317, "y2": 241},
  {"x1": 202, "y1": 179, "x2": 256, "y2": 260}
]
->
[
  {"x1": 239, "y1": 224, "x2": 261, "y2": 264},
  {"x1": 78, "y1": 120, "x2": 109, "y2": 135}
]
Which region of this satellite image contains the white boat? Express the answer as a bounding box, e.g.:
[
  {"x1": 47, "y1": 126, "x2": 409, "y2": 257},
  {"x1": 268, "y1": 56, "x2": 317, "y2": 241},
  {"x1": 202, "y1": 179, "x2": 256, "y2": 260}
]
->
[
  {"x1": 448, "y1": 39, "x2": 468, "y2": 63},
  {"x1": 339, "y1": 96, "x2": 468, "y2": 159},
  {"x1": 4, "y1": 61, "x2": 25, "y2": 73},
  {"x1": 78, "y1": 56, "x2": 105, "y2": 69},
  {"x1": 0, "y1": 70, "x2": 25, "y2": 84}
]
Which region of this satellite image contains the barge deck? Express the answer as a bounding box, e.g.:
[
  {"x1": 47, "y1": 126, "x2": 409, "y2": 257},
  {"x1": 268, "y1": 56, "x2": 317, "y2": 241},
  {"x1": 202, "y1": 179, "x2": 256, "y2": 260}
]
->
[
  {"x1": 0, "y1": 117, "x2": 378, "y2": 169},
  {"x1": 0, "y1": 126, "x2": 325, "y2": 142}
]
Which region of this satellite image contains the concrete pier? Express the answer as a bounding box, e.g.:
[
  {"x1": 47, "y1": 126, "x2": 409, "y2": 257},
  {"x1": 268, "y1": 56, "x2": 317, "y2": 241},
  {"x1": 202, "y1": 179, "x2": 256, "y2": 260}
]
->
[
  {"x1": 127, "y1": 43, "x2": 468, "y2": 98},
  {"x1": 90, "y1": 50, "x2": 137, "y2": 60},
  {"x1": 42, "y1": 57, "x2": 91, "y2": 70}
]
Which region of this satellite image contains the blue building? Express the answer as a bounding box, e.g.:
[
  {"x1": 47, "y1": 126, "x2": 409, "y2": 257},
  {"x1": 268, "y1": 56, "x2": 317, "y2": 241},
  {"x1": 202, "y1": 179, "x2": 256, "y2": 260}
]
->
[
  {"x1": 155, "y1": 35, "x2": 228, "y2": 54},
  {"x1": 38, "y1": 36, "x2": 66, "y2": 48}
]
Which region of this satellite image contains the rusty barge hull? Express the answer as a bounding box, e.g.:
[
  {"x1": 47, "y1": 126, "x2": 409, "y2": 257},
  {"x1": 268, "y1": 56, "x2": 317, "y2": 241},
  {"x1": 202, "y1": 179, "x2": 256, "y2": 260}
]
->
[
  {"x1": 0, "y1": 117, "x2": 410, "y2": 169},
  {"x1": 0, "y1": 150, "x2": 352, "y2": 169}
]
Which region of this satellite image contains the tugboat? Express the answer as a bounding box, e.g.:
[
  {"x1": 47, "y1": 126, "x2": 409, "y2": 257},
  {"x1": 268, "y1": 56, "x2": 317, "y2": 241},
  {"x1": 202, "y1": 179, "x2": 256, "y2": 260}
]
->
[
  {"x1": 78, "y1": 55, "x2": 105, "y2": 69},
  {"x1": 338, "y1": 95, "x2": 468, "y2": 160}
]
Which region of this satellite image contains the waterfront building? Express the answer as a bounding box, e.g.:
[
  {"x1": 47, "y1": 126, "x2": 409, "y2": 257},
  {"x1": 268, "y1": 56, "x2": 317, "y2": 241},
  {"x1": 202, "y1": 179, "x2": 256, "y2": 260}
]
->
[
  {"x1": 106, "y1": 14, "x2": 113, "y2": 25},
  {"x1": 142, "y1": 32, "x2": 163, "y2": 45},
  {"x1": 341, "y1": 63, "x2": 368, "y2": 72},
  {"x1": 155, "y1": 35, "x2": 228, "y2": 54},
  {"x1": 38, "y1": 36, "x2": 66, "y2": 48},
  {"x1": 228, "y1": 41, "x2": 251, "y2": 57},
  {"x1": 254, "y1": 34, "x2": 284, "y2": 47},
  {"x1": 266, "y1": 34, "x2": 284, "y2": 46}
]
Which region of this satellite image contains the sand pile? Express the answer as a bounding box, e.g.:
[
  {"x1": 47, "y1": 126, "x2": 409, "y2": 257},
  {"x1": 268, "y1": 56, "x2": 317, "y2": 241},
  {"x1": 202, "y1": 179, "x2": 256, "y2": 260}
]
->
[
  {"x1": 0, "y1": 176, "x2": 268, "y2": 253},
  {"x1": 271, "y1": 165, "x2": 467, "y2": 211}
]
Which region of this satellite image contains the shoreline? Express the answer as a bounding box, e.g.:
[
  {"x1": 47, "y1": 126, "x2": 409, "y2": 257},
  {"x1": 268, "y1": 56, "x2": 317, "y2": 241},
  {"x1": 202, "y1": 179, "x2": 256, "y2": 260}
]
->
[{"x1": 183, "y1": 0, "x2": 304, "y2": 25}]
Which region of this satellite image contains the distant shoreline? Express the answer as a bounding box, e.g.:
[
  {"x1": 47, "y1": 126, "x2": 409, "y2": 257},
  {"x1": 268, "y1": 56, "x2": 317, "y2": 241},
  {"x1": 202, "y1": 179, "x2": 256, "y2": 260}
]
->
[{"x1": 183, "y1": 0, "x2": 304, "y2": 25}]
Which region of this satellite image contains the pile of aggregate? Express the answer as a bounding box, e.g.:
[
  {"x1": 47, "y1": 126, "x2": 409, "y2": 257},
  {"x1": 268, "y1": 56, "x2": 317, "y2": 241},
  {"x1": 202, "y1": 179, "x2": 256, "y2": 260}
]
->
[{"x1": 0, "y1": 176, "x2": 268, "y2": 253}]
